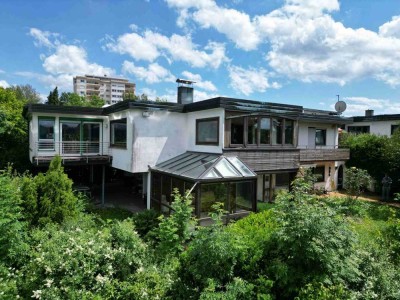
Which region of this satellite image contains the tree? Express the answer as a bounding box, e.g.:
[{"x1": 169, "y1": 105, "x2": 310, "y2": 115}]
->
[
  {"x1": 46, "y1": 87, "x2": 60, "y2": 105},
  {"x1": 344, "y1": 167, "x2": 372, "y2": 199},
  {"x1": 60, "y1": 92, "x2": 85, "y2": 106},
  {"x1": 140, "y1": 93, "x2": 149, "y2": 101},
  {"x1": 0, "y1": 87, "x2": 30, "y2": 171},
  {"x1": 123, "y1": 92, "x2": 139, "y2": 101},
  {"x1": 88, "y1": 95, "x2": 105, "y2": 107},
  {"x1": 9, "y1": 84, "x2": 41, "y2": 103}
]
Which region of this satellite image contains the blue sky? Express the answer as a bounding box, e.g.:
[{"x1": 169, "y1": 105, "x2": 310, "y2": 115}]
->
[{"x1": 1, "y1": 0, "x2": 400, "y2": 115}]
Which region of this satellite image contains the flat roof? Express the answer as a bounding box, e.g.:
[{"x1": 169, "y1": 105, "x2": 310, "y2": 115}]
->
[{"x1": 352, "y1": 114, "x2": 400, "y2": 122}]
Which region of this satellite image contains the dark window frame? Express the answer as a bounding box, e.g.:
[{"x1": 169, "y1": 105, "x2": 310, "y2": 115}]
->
[
  {"x1": 347, "y1": 126, "x2": 370, "y2": 134},
  {"x1": 315, "y1": 129, "x2": 327, "y2": 146},
  {"x1": 38, "y1": 116, "x2": 56, "y2": 151},
  {"x1": 313, "y1": 166, "x2": 325, "y2": 182},
  {"x1": 196, "y1": 117, "x2": 220, "y2": 146},
  {"x1": 110, "y1": 118, "x2": 127, "y2": 148}
]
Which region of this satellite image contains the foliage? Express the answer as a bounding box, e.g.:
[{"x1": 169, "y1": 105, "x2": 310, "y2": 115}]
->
[
  {"x1": 132, "y1": 209, "x2": 161, "y2": 239},
  {"x1": 340, "y1": 132, "x2": 400, "y2": 193},
  {"x1": 9, "y1": 84, "x2": 41, "y2": 103},
  {"x1": 46, "y1": 86, "x2": 60, "y2": 105},
  {"x1": 17, "y1": 216, "x2": 147, "y2": 299},
  {"x1": 0, "y1": 172, "x2": 28, "y2": 264},
  {"x1": 59, "y1": 92, "x2": 105, "y2": 107},
  {"x1": 19, "y1": 156, "x2": 84, "y2": 226},
  {"x1": 0, "y1": 87, "x2": 30, "y2": 171},
  {"x1": 344, "y1": 167, "x2": 372, "y2": 199},
  {"x1": 150, "y1": 189, "x2": 195, "y2": 257}
]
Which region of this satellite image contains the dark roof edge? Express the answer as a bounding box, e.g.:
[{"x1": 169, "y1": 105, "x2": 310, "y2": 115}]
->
[
  {"x1": 352, "y1": 114, "x2": 400, "y2": 122},
  {"x1": 24, "y1": 104, "x2": 104, "y2": 116}
]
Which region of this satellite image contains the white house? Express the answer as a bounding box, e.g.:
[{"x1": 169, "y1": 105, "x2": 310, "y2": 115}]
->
[
  {"x1": 25, "y1": 83, "x2": 350, "y2": 222},
  {"x1": 346, "y1": 110, "x2": 400, "y2": 136}
]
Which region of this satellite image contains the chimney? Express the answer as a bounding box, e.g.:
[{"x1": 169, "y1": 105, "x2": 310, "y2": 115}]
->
[
  {"x1": 365, "y1": 109, "x2": 374, "y2": 117},
  {"x1": 176, "y1": 78, "x2": 195, "y2": 104}
]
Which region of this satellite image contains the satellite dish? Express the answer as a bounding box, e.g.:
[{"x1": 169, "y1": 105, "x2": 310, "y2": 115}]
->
[{"x1": 335, "y1": 101, "x2": 347, "y2": 114}]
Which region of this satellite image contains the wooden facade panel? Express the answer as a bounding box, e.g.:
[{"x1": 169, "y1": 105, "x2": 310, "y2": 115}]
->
[
  {"x1": 223, "y1": 149, "x2": 300, "y2": 172},
  {"x1": 299, "y1": 149, "x2": 350, "y2": 162}
]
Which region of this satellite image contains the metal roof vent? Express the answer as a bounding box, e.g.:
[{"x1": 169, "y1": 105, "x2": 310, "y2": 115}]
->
[{"x1": 176, "y1": 78, "x2": 195, "y2": 104}]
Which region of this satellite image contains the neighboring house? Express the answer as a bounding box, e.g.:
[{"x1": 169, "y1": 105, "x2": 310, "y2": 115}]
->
[
  {"x1": 346, "y1": 110, "x2": 400, "y2": 136},
  {"x1": 73, "y1": 74, "x2": 135, "y2": 105},
  {"x1": 24, "y1": 85, "x2": 350, "y2": 223}
]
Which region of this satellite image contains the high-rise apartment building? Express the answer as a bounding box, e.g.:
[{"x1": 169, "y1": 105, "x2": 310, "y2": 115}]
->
[{"x1": 73, "y1": 75, "x2": 135, "y2": 104}]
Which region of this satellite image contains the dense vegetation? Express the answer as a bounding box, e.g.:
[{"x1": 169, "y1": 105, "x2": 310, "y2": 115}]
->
[
  {"x1": 340, "y1": 131, "x2": 400, "y2": 194},
  {"x1": 1, "y1": 159, "x2": 399, "y2": 299}
]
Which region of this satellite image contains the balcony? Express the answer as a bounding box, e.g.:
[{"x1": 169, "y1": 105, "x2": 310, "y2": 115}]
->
[
  {"x1": 33, "y1": 141, "x2": 111, "y2": 166},
  {"x1": 299, "y1": 146, "x2": 350, "y2": 162}
]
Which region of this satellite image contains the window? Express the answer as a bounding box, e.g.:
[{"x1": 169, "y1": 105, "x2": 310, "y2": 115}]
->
[
  {"x1": 285, "y1": 120, "x2": 294, "y2": 144},
  {"x1": 110, "y1": 118, "x2": 127, "y2": 148},
  {"x1": 315, "y1": 129, "x2": 326, "y2": 146},
  {"x1": 38, "y1": 118, "x2": 55, "y2": 150},
  {"x1": 313, "y1": 166, "x2": 325, "y2": 182},
  {"x1": 247, "y1": 117, "x2": 258, "y2": 144},
  {"x1": 391, "y1": 124, "x2": 399, "y2": 135},
  {"x1": 230, "y1": 117, "x2": 244, "y2": 144},
  {"x1": 196, "y1": 117, "x2": 219, "y2": 145},
  {"x1": 260, "y1": 118, "x2": 271, "y2": 144},
  {"x1": 348, "y1": 126, "x2": 370, "y2": 134},
  {"x1": 272, "y1": 118, "x2": 283, "y2": 145}
]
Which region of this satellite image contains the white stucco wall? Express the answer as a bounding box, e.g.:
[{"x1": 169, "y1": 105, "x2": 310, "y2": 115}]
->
[
  {"x1": 298, "y1": 121, "x2": 338, "y2": 149},
  {"x1": 346, "y1": 120, "x2": 400, "y2": 136}
]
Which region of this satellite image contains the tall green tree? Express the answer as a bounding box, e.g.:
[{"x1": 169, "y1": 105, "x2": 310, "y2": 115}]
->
[
  {"x1": 0, "y1": 87, "x2": 30, "y2": 171},
  {"x1": 88, "y1": 95, "x2": 105, "y2": 107},
  {"x1": 46, "y1": 86, "x2": 60, "y2": 105}
]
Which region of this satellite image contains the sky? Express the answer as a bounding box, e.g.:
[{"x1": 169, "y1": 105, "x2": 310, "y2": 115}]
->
[{"x1": 1, "y1": 0, "x2": 400, "y2": 116}]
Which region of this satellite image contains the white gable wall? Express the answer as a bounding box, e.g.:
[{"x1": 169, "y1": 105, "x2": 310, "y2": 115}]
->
[{"x1": 298, "y1": 121, "x2": 338, "y2": 149}]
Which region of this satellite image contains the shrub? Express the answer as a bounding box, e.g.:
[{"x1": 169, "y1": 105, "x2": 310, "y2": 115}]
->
[
  {"x1": 17, "y1": 216, "x2": 147, "y2": 299},
  {"x1": 132, "y1": 209, "x2": 161, "y2": 239},
  {"x1": 0, "y1": 172, "x2": 28, "y2": 264},
  {"x1": 345, "y1": 167, "x2": 372, "y2": 199}
]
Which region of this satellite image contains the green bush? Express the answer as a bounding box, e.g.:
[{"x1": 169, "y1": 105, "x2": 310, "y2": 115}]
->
[
  {"x1": 132, "y1": 209, "x2": 161, "y2": 239},
  {"x1": 17, "y1": 216, "x2": 147, "y2": 299}
]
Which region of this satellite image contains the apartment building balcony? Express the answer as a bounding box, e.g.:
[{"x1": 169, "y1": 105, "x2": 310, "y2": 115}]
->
[
  {"x1": 298, "y1": 146, "x2": 350, "y2": 162},
  {"x1": 32, "y1": 141, "x2": 111, "y2": 166}
]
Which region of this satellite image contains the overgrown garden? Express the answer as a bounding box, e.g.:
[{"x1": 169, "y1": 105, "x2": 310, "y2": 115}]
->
[{"x1": 1, "y1": 159, "x2": 399, "y2": 299}]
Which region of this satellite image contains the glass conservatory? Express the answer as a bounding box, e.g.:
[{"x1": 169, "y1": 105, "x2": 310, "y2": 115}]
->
[{"x1": 150, "y1": 152, "x2": 257, "y2": 222}]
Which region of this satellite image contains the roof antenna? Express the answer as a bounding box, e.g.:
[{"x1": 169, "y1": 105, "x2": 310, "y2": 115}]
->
[
  {"x1": 334, "y1": 94, "x2": 347, "y2": 115},
  {"x1": 336, "y1": 94, "x2": 340, "y2": 101}
]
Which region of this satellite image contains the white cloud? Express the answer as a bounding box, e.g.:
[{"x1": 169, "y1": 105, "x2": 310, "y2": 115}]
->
[
  {"x1": 104, "y1": 29, "x2": 228, "y2": 68},
  {"x1": 0, "y1": 69, "x2": 5, "y2": 74},
  {"x1": 181, "y1": 70, "x2": 217, "y2": 91},
  {"x1": 228, "y1": 65, "x2": 281, "y2": 96},
  {"x1": 379, "y1": 16, "x2": 400, "y2": 38},
  {"x1": 29, "y1": 27, "x2": 59, "y2": 48},
  {"x1": 166, "y1": 0, "x2": 400, "y2": 87},
  {"x1": 26, "y1": 28, "x2": 115, "y2": 91},
  {"x1": 0, "y1": 80, "x2": 10, "y2": 88},
  {"x1": 43, "y1": 44, "x2": 114, "y2": 76},
  {"x1": 340, "y1": 97, "x2": 400, "y2": 116},
  {"x1": 15, "y1": 71, "x2": 73, "y2": 90},
  {"x1": 122, "y1": 61, "x2": 175, "y2": 84}
]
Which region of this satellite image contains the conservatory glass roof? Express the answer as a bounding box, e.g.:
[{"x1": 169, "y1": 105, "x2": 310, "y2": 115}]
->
[{"x1": 151, "y1": 151, "x2": 257, "y2": 181}]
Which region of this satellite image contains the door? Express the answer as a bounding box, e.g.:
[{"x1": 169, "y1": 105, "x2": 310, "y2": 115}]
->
[
  {"x1": 308, "y1": 127, "x2": 316, "y2": 149},
  {"x1": 337, "y1": 165, "x2": 343, "y2": 190},
  {"x1": 83, "y1": 123, "x2": 100, "y2": 154},
  {"x1": 61, "y1": 122, "x2": 81, "y2": 154}
]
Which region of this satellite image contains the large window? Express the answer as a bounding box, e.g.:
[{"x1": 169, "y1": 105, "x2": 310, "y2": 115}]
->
[
  {"x1": 228, "y1": 115, "x2": 294, "y2": 147},
  {"x1": 313, "y1": 166, "x2": 325, "y2": 182},
  {"x1": 110, "y1": 118, "x2": 127, "y2": 148},
  {"x1": 230, "y1": 117, "x2": 244, "y2": 144},
  {"x1": 196, "y1": 117, "x2": 219, "y2": 145},
  {"x1": 315, "y1": 129, "x2": 326, "y2": 146},
  {"x1": 38, "y1": 117, "x2": 55, "y2": 150},
  {"x1": 348, "y1": 126, "x2": 370, "y2": 134}
]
